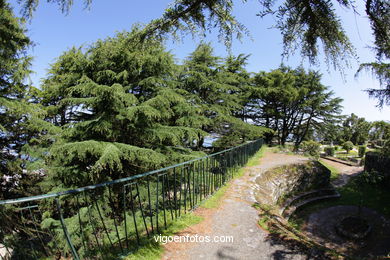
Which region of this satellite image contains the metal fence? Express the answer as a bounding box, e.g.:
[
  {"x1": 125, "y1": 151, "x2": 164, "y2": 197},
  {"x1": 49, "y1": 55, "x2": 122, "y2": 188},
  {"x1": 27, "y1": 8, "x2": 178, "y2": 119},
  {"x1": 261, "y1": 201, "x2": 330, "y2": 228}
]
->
[{"x1": 0, "y1": 139, "x2": 263, "y2": 259}]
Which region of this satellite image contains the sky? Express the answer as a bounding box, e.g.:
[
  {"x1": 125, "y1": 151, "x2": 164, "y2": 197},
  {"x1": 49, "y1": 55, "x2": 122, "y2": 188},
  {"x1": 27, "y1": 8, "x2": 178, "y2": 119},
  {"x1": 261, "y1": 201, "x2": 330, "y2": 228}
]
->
[{"x1": 8, "y1": 0, "x2": 390, "y2": 122}]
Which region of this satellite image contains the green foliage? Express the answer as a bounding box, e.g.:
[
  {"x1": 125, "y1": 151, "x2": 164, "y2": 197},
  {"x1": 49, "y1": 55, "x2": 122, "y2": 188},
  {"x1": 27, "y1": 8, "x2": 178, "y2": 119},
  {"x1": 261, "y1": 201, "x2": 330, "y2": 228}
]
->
[
  {"x1": 324, "y1": 146, "x2": 335, "y2": 157},
  {"x1": 259, "y1": 0, "x2": 355, "y2": 71},
  {"x1": 369, "y1": 120, "x2": 390, "y2": 144},
  {"x1": 342, "y1": 141, "x2": 354, "y2": 154},
  {"x1": 40, "y1": 29, "x2": 210, "y2": 189},
  {"x1": 0, "y1": 0, "x2": 53, "y2": 200},
  {"x1": 295, "y1": 173, "x2": 390, "y2": 220},
  {"x1": 358, "y1": 145, "x2": 367, "y2": 158},
  {"x1": 181, "y1": 43, "x2": 270, "y2": 150},
  {"x1": 356, "y1": 0, "x2": 389, "y2": 108},
  {"x1": 361, "y1": 170, "x2": 386, "y2": 186},
  {"x1": 341, "y1": 113, "x2": 371, "y2": 145},
  {"x1": 14, "y1": 0, "x2": 390, "y2": 106},
  {"x1": 0, "y1": 0, "x2": 32, "y2": 192},
  {"x1": 319, "y1": 159, "x2": 339, "y2": 181},
  {"x1": 382, "y1": 139, "x2": 390, "y2": 156},
  {"x1": 300, "y1": 140, "x2": 320, "y2": 157},
  {"x1": 358, "y1": 62, "x2": 390, "y2": 108},
  {"x1": 246, "y1": 66, "x2": 342, "y2": 146},
  {"x1": 124, "y1": 213, "x2": 203, "y2": 260},
  {"x1": 246, "y1": 145, "x2": 267, "y2": 167}
]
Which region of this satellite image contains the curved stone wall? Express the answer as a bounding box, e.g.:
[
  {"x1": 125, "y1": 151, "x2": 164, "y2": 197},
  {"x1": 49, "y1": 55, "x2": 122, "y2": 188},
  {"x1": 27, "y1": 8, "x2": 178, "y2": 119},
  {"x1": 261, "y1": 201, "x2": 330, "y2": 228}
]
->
[{"x1": 254, "y1": 160, "x2": 331, "y2": 208}]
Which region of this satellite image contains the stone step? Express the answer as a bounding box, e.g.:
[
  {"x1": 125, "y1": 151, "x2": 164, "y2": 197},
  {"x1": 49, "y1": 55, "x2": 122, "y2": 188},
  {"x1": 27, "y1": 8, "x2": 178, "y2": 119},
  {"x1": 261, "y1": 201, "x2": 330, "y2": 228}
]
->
[
  {"x1": 282, "y1": 192, "x2": 341, "y2": 219},
  {"x1": 280, "y1": 188, "x2": 337, "y2": 211}
]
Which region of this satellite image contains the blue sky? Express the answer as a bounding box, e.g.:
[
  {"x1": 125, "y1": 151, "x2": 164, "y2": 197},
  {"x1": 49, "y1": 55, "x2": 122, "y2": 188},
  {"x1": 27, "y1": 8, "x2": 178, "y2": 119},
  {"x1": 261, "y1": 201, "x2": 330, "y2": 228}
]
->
[{"x1": 9, "y1": 0, "x2": 390, "y2": 121}]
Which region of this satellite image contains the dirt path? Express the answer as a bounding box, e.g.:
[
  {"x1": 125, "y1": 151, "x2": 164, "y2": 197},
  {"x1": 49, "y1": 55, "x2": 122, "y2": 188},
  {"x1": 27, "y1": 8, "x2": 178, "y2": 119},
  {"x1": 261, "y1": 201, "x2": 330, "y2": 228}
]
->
[{"x1": 162, "y1": 150, "x2": 309, "y2": 260}]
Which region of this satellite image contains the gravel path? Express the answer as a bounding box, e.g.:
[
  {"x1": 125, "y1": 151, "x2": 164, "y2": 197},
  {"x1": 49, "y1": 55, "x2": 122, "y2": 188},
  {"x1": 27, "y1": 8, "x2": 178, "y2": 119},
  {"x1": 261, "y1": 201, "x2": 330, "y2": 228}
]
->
[{"x1": 162, "y1": 150, "x2": 309, "y2": 260}]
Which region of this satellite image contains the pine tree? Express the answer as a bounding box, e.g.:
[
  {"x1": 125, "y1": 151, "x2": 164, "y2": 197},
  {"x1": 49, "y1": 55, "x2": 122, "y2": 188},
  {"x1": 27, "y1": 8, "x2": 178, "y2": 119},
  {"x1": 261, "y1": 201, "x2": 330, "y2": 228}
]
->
[
  {"x1": 41, "y1": 29, "x2": 208, "y2": 189},
  {"x1": 0, "y1": 0, "x2": 49, "y2": 199},
  {"x1": 180, "y1": 43, "x2": 269, "y2": 149},
  {"x1": 246, "y1": 67, "x2": 342, "y2": 146}
]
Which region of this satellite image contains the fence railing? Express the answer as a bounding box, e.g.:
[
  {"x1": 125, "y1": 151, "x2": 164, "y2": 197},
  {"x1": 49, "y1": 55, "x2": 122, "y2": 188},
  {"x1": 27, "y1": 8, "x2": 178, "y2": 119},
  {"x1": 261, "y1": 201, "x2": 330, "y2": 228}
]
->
[{"x1": 0, "y1": 139, "x2": 263, "y2": 259}]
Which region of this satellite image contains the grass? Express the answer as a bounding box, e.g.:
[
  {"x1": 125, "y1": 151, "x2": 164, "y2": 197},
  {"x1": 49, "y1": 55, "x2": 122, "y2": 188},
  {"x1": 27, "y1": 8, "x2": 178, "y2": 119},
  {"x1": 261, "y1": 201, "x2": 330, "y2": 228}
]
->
[
  {"x1": 124, "y1": 213, "x2": 203, "y2": 260},
  {"x1": 246, "y1": 145, "x2": 267, "y2": 167},
  {"x1": 291, "y1": 175, "x2": 390, "y2": 224},
  {"x1": 125, "y1": 145, "x2": 268, "y2": 259},
  {"x1": 200, "y1": 183, "x2": 231, "y2": 209},
  {"x1": 201, "y1": 145, "x2": 267, "y2": 209},
  {"x1": 335, "y1": 150, "x2": 358, "y2": 157},
  {"x1": 269, "y1": 145, "x2": 295, "y2": 155},
  {"x1": 318, "y1": 159, "x2": 340, "y2": 181}
]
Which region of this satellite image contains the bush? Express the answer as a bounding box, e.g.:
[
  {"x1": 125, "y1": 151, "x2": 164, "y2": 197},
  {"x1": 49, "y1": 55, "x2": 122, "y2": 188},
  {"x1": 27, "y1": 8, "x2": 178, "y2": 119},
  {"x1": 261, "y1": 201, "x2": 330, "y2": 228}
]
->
[
  {"x1": 324, "y1": 146, "x2": 335, "y2": 156},
  {"x1": 364, "y1": 152, "x2": 390, "y2": 186},
  {"x1": 382, "y1": 139, "x2": 390, "y2": 156},
  {"x1": 342, "y1": 141, "x2": 354, "y2": 154},
  {"x1": 361, "y1": 170, "x2": 386, "y2": 186},
  {"x1": 300, "y1": 140, "x2": 321, "y2": 157},
  {"x1": 358, "y1": 145, "x2": 366, "y2": 158},
  {"x1": 360, "y1": 157, "x2": 365, "y2": 166}
]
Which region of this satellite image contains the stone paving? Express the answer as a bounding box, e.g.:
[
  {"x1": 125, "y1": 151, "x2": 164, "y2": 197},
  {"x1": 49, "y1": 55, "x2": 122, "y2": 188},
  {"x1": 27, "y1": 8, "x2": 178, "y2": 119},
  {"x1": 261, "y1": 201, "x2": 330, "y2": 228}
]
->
[{"x1": 162, "y1": 150, "x2": 308, "y2": 260}]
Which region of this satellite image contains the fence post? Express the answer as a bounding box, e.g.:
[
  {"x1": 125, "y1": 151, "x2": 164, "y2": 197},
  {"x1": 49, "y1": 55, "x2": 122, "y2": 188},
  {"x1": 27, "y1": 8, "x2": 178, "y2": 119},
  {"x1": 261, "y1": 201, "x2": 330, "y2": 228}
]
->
[{"x1": 56, "y1": 198, "x2": 80, "y2": 260}]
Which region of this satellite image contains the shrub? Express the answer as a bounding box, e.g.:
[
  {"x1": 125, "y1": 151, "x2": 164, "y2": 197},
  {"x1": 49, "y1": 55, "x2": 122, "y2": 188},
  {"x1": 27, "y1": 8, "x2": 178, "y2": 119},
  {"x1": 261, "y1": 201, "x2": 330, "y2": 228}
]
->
[
  {"x1": 360, "y1": 157, "x2": 365, "y2": 166},
  {"x1": 300, "y1": 140, "x2": 321, "y2": 157},
  {"x1": 361, "y1": 170, "x2": 386, "y2": 186},
  {"x1": 382, "y1": 139, "x2": 390, "y2": 156},
  {"x1": 324, "y1": 146, "x2": 335, "y2": 156},
  {"x1": 364, "y1": 152, "x2": 390, "y2": 186},
  {"x1": 342, "y1": 141, "x2": 354, "y2": 154},
  {"x1": 358, "y1": 145, "x2": 366, "y2": 158}
]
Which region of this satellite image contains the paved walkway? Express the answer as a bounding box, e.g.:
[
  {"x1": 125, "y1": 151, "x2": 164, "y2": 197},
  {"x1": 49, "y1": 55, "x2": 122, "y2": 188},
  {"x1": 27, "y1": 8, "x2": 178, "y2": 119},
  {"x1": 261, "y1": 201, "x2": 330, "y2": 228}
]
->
[
  {"x1": 162, "y1": 150, "x2": 363, "y2": 260},
  {"x1": 162, "y1": 150, "x2": 308, "y2": 260}
]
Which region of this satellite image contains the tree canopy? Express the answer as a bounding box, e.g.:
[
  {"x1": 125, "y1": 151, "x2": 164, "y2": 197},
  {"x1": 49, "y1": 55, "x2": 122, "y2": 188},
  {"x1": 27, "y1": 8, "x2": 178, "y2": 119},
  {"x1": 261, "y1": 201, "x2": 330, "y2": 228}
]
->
[
  {"x1": 0, "y1": 0, "x2": 50, "y2": 199},
  {"x1": 40, "y1": 29, "x2": 211, "y2": 189},
  {"x1": 179, "y1": 43, "x2": 269, "y2": 149},
  {"x1": 245, "y1": 67, "x2": 343, "y2": 147}
]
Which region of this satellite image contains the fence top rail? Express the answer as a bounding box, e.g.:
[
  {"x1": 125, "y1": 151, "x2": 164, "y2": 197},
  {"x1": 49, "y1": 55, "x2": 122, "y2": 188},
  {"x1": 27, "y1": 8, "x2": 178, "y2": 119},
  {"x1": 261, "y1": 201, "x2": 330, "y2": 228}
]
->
[{"x1": 0, "y1": 140, "x2": 261, "y2": 205}]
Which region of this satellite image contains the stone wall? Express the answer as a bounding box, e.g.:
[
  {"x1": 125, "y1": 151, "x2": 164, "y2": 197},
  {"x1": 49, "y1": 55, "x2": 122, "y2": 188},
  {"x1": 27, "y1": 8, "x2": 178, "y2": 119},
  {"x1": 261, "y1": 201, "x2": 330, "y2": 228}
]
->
[{"x1": 254, "y1": 160, "x2": 331, "y2": 206}]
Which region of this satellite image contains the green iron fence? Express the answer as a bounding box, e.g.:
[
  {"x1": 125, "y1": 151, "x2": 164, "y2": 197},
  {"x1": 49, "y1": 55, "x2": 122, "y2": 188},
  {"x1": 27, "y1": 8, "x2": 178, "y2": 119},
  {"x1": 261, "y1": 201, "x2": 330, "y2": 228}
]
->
[{"x1": 0, "y1": 139, "x2": 263, "y2": 259}]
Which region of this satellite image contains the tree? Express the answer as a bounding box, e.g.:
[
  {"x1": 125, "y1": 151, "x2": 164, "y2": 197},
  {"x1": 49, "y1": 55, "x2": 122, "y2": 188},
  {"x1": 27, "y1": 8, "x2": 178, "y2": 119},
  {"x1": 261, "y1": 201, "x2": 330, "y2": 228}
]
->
[
  {"x1": 179, "y1": 43, "x2": 269, "y2": 149},
  {"x1": 315, "y1": 121, "x2": 343, "y2": 145},
  {"x1": 13, "y1": 0, "x2": 390, "y2": 106},
  {"x1": 290, "y1": 68, "x2": 343, "y2": 148},
  {"x1": 246, "y1": 68, "x2": 296, "y2": 144},
  {"x1": 342, "y1": 141, "x2": 354, "y2": 154},
  {"x1": 0, "y1": 2, "x2": 56, "y2": 256},
  {"x1": 300, "y1": 140, "x2": 321, "y2": 157},
  {"x1": 341, "y1": 113, "x2": 371, "y2": 145},
  {"x1": 382, "y1": 139, "x2": 390, "y2": 156},
  {"x1": 245, "y1": 67, "x2": 342, "y2": 146},
  {"x1": 356, "y1": 0, "x2": 389, "y2": 108},
  {"x1": 41, "y1": 29, "x2": 208, "y2": 189},
  {"x1": 369, "y1": 120, "x2": 390, "y2": 145},
  {"x1": 0, "y1": 0, "x2": 50, "y2": 199}
]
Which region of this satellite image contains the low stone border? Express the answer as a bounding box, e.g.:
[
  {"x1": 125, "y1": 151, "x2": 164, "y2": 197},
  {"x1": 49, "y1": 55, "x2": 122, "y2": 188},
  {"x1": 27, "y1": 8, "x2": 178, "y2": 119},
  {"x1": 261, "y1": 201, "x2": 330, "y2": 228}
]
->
[
  {"x1": 320, "y1": 156, "x2": 360, "y2": 167},
  {"x1": 280, "y1": 189, "x2": 340, "y2": 219}
]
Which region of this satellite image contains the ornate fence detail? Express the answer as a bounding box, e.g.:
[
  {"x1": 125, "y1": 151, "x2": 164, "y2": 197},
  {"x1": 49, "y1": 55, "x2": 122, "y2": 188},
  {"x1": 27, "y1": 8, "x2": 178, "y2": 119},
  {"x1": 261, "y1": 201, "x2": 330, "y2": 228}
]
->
[{"x1": 0, "y1": 139, "x2": 263, "y2": 259}]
